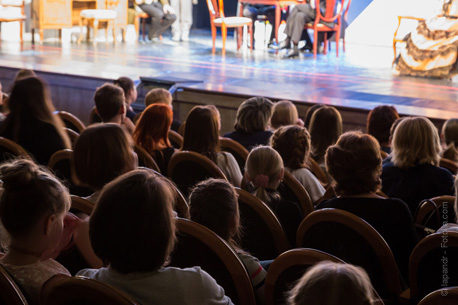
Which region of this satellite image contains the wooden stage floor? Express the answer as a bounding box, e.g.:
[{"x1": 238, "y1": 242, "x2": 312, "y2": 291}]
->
[{"x1": 0, "y1": 29, "x2": 457, "y2": 121}]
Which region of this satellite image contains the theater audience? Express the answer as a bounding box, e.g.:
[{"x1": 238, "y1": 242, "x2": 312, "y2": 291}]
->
[
  {"x1": 181, "y1": 105, "x2": 242, "y2": 187},
  {"x1": 114, "y1": 77, "x2": 137, "y2": 121},
  {"x1": 366, "y1": 105, "x2": 400, "y2": 154},
  {"x1": 189, "y1": 178, "x2": 266, "y2": 304},
  {"x1": 0, "y1": 77, "x2": 71, "y2": 165},
  {"x1": 133, "y1": 104, "x2": 175, "y2": 174},
  {"x1": 441, "y1": 118, "x2": 458, "y2": 162},
  {"x1": 245, "y1": 146, "x2": 303, "y2": 246},
  {"x1": 144, "y1": 88, "x2": 181, "y2": 132},
  {"x1": 303, "y1": 104, "x2": 324, "y2": 129},
  {"x1": 270, "y1": 125, "x2": 325, "y2": 204},
  {"x1": 77, "y1": 169, "x2": 233, "y2": 305},
  {"x1": 288, "y1": 261, "x2": 378, "y2": 305},
  {"x1": 224, "y1": 97, "x2": 273, "y2": 151},
  {"x1": 270, "y1": 100, "x2": 304, "y2": 129},
  {"x1": 381, "y1": 117, "x2": 455, "y2": 214},
  {"x1": 317, "y1": 131, "x2": 417, "y2": 280}
]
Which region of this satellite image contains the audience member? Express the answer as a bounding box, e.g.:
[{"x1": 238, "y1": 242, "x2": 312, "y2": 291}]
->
[
  {"x1": 317, "y1": 131, "x2": 418, "y2": 280},
  {"x1": 93, "y1": 83, "x2": 135, "y2": 134},
  {"x1": 366, "y1": 105, "x2": 400, "y2": 154},
  {"x1": 133, "y1": 104, "x2": 175, "y2": 174},
  {"x1": 224, "y1": 97, "x2": 274, "y2": 151},
  {"x1": 381, "y1": 117, "x2": 455, "y2": 214},
  {"x1": 73, "y1": 123, "x2": 138, "y2": 203},
  {"x1": 114, "y1": 77, "x2": 138, "y2": 121},
  {"x1": 182, "y1": 105, "x2": 242, "y2": 187},
  {"x1": 270, "y1": 100, "x2": 304, "y2": 129},
  {"x1": 245, "y1": 146, "x2": 303, "y2": 246},
  {"x1": 0, "y1": 77, "x2": 71, "y2": 164},
  {"x1": 13, "y1": 69, "x2": 36, "y2": 83},
  {"x1": 303, "y1": 104, "x2": 324, "y2": 129},
  {"x1": 189, "y1": 178, "x2": 266, "y2": 304},
  {"x1": 77, "y1": 169, "x2": 233, "y2": 305},
  {"x1": 271, "y1": 125, "x2": 325, "y2": 204},
  {"x1": 170, "y1": 0, "x2": 192, "y2": 41},
  {"x1": 288, "y1": 261, "x2": 377, "y2": 305},
  {"x1": 144, "y1": 88, "x2": 181, "y2": 131},
  {"x1": 0, "y1": 159, "x2": 71, "y2": 304},
  {"x1": 441, "y1": 118, "x2": 458, "y2": 162}
]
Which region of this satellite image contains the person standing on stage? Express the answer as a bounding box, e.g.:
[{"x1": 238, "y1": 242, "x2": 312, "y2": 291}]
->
[
  {"x1": 170, "y1": 0, "x2": 193, "y2": 41},
  {"x1": 136, "y1": 0, "x2": 177, "y2": 40},
  {"x1": 242, "y1": 4, "x2": 276, "y2": 48}
]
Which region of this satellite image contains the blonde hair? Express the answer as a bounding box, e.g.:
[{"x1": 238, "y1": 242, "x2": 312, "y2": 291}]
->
[
  {"x1": 271, "y1": 100, "x2": 299, "y2": 129},
  {"x1": 391, "y1": 117, "x2": 441, "y2": 169},
  {"x1": 441, "y1": 118, "x2": 458, "y2": 162},
  {"x1": 144, "y1": 88, "x2": 172, "y2": 107},
  {"x1": 234, "y1": 97, "x2": 273, "y2": 133},
  {"x1": 245, "y1": 146, "x2": 283, "y2": 205},
  {"x1": 288, "y1": 262, "x2": 376, "y2": 305}
]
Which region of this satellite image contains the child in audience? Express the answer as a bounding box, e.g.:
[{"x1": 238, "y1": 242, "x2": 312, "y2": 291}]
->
[
  {"x1": 270, "y1": 100, "x2": 304, "y2": 129},
  {"x1": 189, "y1": 178, "x2": 266, "y2": 304},
  {"x1": 73, "y1": 123, "x2": 138, "y2": 203},
  {"x1": 182, "y1": 105, "x2": 242, "y2": 187},
  {"x1": 366, "y1": 105, "x2": 399, "y2": 155},
  {"x1": 144, "y1": 88, "x2": 181, "y2": 131},
  {"x1": 114, "y1": 77, "x2": 138, "y2": 121},
  {"x1": 77, "y1": 169, "x2": 233, "y2": 305},
  {"x1": 303, "y1": 104, "x2": 324, "y2": 129},
  {"x1": 245, "y1": 146, "x2": 303, "y2": 246},
  {"x1": 288, "y1": 261, "x2": 377, "y2": 305},
  {"x1": 224, "y1": 97, "x2": 274, "y2": 151},
  {"x1": 133, "y1": 104, "x2": 175, "y2": 174},
  {"x1": 0, "y1": 159, "x2": 71, "y2": 304},
  {"x1": 270, "y1": 126, "x2": 325, "y2": 204},
  {"x1": 441, "y1": 118, "x2": 458, "y2": 162}
]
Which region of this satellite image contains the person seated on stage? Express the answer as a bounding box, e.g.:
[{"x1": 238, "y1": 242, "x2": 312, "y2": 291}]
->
[
  {"x1": 77, "y1": 169, "x2": 233, "y2": 305},
  {"x1": 93, "y1": 83, "x2": 135, "y2": 134},
  {"x1": 114, "y1": 77, "x2": 138, "y2": 121},
  {"x1": 287, "y1": 261, "x2": 378, "y2": 305},
  {"x1": 144, "y1": 88, "x2": 181, "y2": 132},
  {"x1": 242, "y1": 4, "x2": 275, "y2": 48},
  {"x1": 441, "y1": 118, "x2": 458, "y2": 162},
  {"x1": 223, "y1": 97, "x2": 274, "y2": 151},
  {"x1": 366, "y1": 105, "x2": 400, "y2": 155},
  {"x1": 135, "y1": 0, "x2": 177, "y2": 41},
  {"x1": 270, "y1": 100, "x2": 304, "y2": 129}
]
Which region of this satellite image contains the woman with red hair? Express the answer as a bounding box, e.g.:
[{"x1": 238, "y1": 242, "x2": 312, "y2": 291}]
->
[{"x1": 133, "y1": 104, "x2": 175, "y2": 174}]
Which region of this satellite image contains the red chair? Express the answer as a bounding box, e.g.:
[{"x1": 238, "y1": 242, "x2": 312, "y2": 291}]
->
[{"x1": 304, "y1": 0, "x2": 344, "y2": 58}]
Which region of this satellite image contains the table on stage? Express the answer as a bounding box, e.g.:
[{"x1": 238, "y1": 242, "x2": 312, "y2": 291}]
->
[{"x1": 238, "y1": 0, "x2": 302, "y2": 43}]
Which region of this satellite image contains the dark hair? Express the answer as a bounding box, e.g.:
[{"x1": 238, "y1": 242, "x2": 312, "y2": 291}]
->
[
  {"x1": 89, "y1": 169, "x2": 176, "y2": 274},
  {"x1": 309, "y1": 106, "x2": 342, "y2": 164},
  {"x1": 181, "y1": 105, "x2": 220, "y2": 162},
  {"x1": 94, "y1": 83, "x2": 125, "y2": 122},
  {"x1": 234, "y1": 97, "x2": 273, "y2": 133},
  {"x1": 189, "y1": 179, "x2": 240, "y2": 247},
  {"x1": 366, "y1": 106, "x2": 399, "y2": 146},
  {"x1": 0, "y1": 159, "x2": 70, "y2": 239},
  {"x1": 73, "y1": 124, "x2": 136, "y2": 190},
  {"x1": 113, "y1": 77, "x2": 134, "y2": 97},
  {"x1": 133, "y1": 104, "x2": 173, "y2": 154},
  {"x1": 271, "y1": 125, "x2": 311, "y2": 170},
  {"x1": 304, "y1": 104, "x2": 324, "y2": 129},
  {"x1": 325, "y1": 131, "x2": 382, "y2": 196}
]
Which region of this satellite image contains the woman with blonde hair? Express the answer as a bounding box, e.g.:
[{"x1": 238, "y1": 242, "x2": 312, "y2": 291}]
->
[
  {"x1": 288, "y1": 261, "x2": 377, "y2": 305},
  {"x1": 381, "y1": 117, "x2": 455, "y2": 214},
  {"x1": 182, "y1": 105, "x2": 242, "y2": 187},
  {"x1": 270, "y1": 100, "x2": 304, "y2": 129},
  {"x1": 245, "y1": 146, "x2": 303, "y2": 246}
]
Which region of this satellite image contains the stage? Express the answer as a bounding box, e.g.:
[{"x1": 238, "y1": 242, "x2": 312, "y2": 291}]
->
[{"x1": 0, "y1": 28, "x2": 457, "y2": 133}]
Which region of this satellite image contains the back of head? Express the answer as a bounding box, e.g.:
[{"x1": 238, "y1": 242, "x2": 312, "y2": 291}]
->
[
  {"x1": 94, "y1": 83, "x2": 125, "y2": 122},
  {"x1": 0, "y1": 159, "x2": 70, "y2": 240},
  {"x1": 234, "y1": 97, "x2": 273, "y2": 133},
  {"x1": 133, "y1": 104, "x2": 172, "y2": 153},
  {"x1": 367, "y1": 105, "x2": 399, "y2": 146},
  {"x1": 309, "y1": 106, "x2": 343, "y2": 162},
  {"x1": 271, "y1": 125, "x2": 311, "y2": 170},
  {"x1": 113, "y1": 77, "x2": 135, "y2": 100},
  {"x1": 271, "y1": 100, "x2": 299, "y2": 129},
  {"x1": 89, "y1": 169, "x2": 176, "y2": 274},
  {"x1": 245, "y1": 146, "x2": 283, "y2": 204},
  {"x1": 189, "y1": 178, "x2": 239, "y2": 243},
  {"x1": 288, "y1": 261, "x2": 376, "y2": 305},
  {"x1": 13, "y1": 69, "x2": 36, "y2": 84},
  {"x1": 182, "y1": 105, "x2": 220, "y2": 161},
  {"x1": 304, "y1": 104, "x2": 324, "y2": 130},
  {"x1": 144, "y1": 88, "x2": 172, "y2": 107},
  {"x1": 391, "y1": 117, "x2": 440, "y2": 169},
  {"x1": 325, "y1": 131, "x2": 382, "y2": 196},
  {"x1": 73, "y1": 123, "x2": 136, "y2": 191}
]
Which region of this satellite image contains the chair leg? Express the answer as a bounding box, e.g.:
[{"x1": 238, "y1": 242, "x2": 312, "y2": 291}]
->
[
  {"x1": 222, "y1": 24, "x2": 227, "y2": 56},
  {"x1": 78, "y1": 18, "x2": 85, "y2": 44},
  {"x1": 19, "y1": 20, "x2": 23, "y2": 43},
  {"x1": 313, "y1": 31, "x2": 317, "y2": 59},
  {"x1": 335, "y1": 29, "x2": 340, "y2": 58},
  {"x1": 112, "y1": 21, "x2": 117, "y2": 44},
  {"x1": 141, "y1": 18, "x2": 146, "y2": 40},
  {"x1": 343, "y1": 37, "x2": 345, "y2": 52},
  {"x1": 211, "y1": 25, "x2": 216, "y2": 54},
  {"x1": 249, "y1": 24, "x2": 253, "y2": 52},
  {"x1": 323, "y1": 32, "x2": 328, "y2": 55},
  {"x1": 105, "y1": 22, "x2": 109, "y2": 43},
  {"x1": 236, "y1": 27, "x2": 242, "y2": 50},
  {"x1": 134, "y1": 16, "x2": 139, "y2": 40},
  {"x1": 93, "y1": 20, "x2": 99, "y2": 44}
]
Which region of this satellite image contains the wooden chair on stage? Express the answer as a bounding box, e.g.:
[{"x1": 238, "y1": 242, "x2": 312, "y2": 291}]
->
[
  {"x1": 304, "y1": 0, "x2": 344, "y2": 58},
  {"x1": 205, "y1": 0, "x2": 252, "y2": 55},
  {"x1": 0, "y1": 0, "x2": 26, "y2": 43}
]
